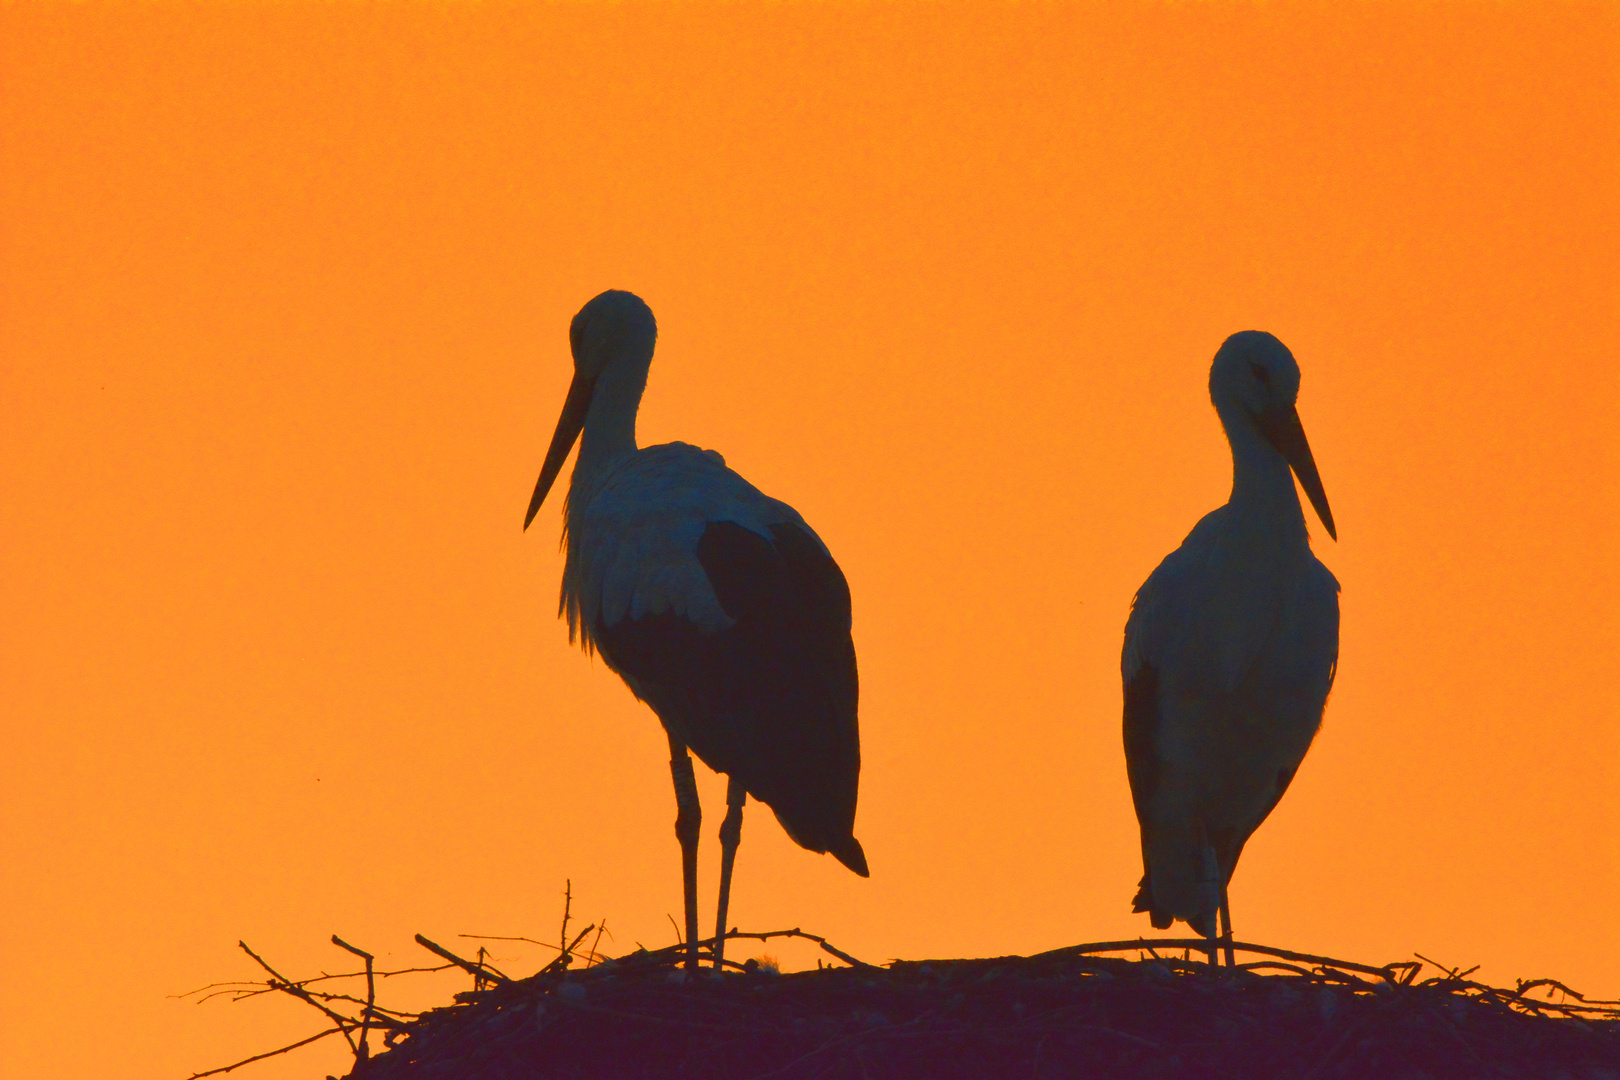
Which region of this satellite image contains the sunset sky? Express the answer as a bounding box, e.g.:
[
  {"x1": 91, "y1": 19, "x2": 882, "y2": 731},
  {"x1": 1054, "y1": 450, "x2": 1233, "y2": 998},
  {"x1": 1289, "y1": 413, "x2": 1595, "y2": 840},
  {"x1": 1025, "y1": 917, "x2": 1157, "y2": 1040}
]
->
[{"x1": 2, "y1": 3, "x2": 1616, "y2": 1077}]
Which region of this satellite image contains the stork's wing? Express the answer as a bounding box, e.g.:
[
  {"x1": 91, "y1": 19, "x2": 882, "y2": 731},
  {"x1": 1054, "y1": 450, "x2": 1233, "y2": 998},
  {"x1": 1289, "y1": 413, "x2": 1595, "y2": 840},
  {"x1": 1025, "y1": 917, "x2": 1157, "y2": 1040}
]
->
[
  {"x1": 561, "y1": 442, "x2": 823, "y2": 646},
  {"x1": 1121, "y1": 659, "x2": 1159, "y2": 827},
  {"x1": 1120, "y1": 535, "x2": 1207, "y2": 928},
  {"x1": 593, "y1": 519, "x2": 866, "y2": 877},
  {"x1": 1121, "y1": 539, "x2": 1196, "y2": 827}
]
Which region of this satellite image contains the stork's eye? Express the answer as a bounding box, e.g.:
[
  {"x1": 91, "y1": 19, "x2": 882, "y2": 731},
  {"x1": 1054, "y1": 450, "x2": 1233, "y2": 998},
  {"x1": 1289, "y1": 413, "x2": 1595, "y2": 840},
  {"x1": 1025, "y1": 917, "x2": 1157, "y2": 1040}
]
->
[{"x1": 1250, "y1": 363, "x2": 1270, "y2": 386}]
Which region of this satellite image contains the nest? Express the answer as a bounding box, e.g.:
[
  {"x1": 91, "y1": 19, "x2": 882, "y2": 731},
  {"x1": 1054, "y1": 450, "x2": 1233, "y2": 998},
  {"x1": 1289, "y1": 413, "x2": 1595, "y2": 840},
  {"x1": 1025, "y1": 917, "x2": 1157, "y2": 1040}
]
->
[{"x1": 186, "y1": 911, "x2": 1619, "y2": 1080}]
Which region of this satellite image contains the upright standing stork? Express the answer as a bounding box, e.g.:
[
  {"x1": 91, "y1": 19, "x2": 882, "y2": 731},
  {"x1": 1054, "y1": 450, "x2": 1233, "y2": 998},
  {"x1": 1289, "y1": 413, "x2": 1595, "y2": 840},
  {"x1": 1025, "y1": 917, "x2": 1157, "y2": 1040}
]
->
[
  {"x1": 1122, "y1": 331, "x2": 1340, "y2": 966},
  {"x1": 524, "y1": 290, "x2": 868, "y2": 971}
]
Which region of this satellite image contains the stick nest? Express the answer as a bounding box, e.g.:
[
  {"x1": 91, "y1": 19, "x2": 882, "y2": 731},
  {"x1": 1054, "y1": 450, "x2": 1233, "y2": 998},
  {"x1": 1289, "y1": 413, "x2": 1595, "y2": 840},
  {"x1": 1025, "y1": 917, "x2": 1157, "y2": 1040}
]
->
[{"x1": 187, "y1": 922, "x2": 1620, "y2": 1080}]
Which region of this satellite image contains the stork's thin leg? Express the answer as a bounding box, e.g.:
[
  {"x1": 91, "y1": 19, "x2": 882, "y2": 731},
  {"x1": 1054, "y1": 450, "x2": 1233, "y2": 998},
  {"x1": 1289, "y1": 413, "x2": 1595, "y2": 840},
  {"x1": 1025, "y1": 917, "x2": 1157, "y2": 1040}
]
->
[
  {"x1": 1197, "y1": 837, "x2": 1220, "y2": 967},
  {"x1": 667, "y1": 733, "x2": 701, "y2": 972},
  {"x1": 712, "y1": 777, "x2": 747, "y2": 970},
  {"x1": 1219, "y1": 891, "x2": 1236, "y2": 969}
]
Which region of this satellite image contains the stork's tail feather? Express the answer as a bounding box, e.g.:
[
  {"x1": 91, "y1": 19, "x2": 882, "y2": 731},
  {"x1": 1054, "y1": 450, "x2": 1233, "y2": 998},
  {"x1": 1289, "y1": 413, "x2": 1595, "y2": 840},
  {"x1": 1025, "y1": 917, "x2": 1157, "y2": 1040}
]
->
[
  {"x1": 831, "y1": 836, "x2": 869, "y2": 878},
  {"x1": 1131, "y1": 874, "x2": 1174, "y2": 930}
]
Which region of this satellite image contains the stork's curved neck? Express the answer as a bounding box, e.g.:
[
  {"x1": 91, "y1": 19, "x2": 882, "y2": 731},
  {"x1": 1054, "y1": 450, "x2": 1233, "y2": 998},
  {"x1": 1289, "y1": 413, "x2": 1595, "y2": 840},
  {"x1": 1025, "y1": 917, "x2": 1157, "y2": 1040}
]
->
[
  {"x1": 573, "y1": 351, "x2": 651, "y2": 497},
  {"x1": 1216, "y1": 399, "x2": 1307, "y2": 543}
]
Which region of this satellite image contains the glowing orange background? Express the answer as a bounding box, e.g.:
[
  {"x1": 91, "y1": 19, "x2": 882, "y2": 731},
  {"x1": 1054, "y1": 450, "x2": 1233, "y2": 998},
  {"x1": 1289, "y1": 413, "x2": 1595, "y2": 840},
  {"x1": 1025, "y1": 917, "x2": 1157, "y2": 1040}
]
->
[{"x1": 3, "y1": 3, "x2": 1616, "y2": 1077}]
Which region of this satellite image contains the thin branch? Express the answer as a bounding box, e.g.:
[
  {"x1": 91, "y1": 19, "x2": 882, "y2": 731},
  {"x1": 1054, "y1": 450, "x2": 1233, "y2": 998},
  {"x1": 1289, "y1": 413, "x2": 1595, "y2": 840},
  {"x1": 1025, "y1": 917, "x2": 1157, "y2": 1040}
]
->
[
  {"x1": 1237, "y1": 961, "x2": 1321, "y2": 979},
  {"x1": 178, "y1": 961, "x2": 454, "y2": 1002},
  {"x1": 697, "y1": 927, "x2": 874, "y2": 969},
  {"x1": 458, "y1": 933, "x2": 569, "y2": 953},
  {"x1": 586, "y1": 919, "x2": 611, "y2": 968},
  {"x1": 1515, "y1": 977, "x2": 1617, "y2": 1005},
  {"x1": 185, "y1": 1026, "x2": 343, "y2": 1079},
  {"x1": 539, "y1": 924, "x2": 597, "y2": 976},
  {"x1": 331, "y1": 936, "x2": 375, "y2": 1062},
  {"x1": 559, "y1": 879, "x2": 573, "y2": 957},
  {"x1": 414, "y1": 933, "x2": 511, "y2": 985},
  {"x1": 1028, "y1": 938, "x2": 1405, "y2": 982},
  {"x1": 818, "y1": 939, "x2": 872, "y2": 969},
  {"x1": 237, "y1": 942, "x2": 358, "y2": 1056}
]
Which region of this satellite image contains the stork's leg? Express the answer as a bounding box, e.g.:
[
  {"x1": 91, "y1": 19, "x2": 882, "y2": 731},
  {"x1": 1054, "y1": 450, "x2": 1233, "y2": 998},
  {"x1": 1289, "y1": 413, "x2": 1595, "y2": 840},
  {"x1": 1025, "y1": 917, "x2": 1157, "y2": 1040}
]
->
[
  {"x1": 712, "y1": 777, "x2": 747, "y2": 970},
  {"x1": 1197, "y1": 838, "x2": 1221, "y2": 967},
  {"x1": 667, "y1": 733, "x2": 701, "y2": 972},
  {"x1": 1219, "y1": 891, "x2": 1236, "y2": 969}
]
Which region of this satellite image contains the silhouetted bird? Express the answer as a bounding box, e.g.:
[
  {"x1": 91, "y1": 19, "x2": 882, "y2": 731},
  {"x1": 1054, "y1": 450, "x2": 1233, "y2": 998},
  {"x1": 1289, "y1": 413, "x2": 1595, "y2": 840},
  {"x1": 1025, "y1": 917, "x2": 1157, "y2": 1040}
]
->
[
  {"x1": 525, "y1": 290, "x2": 867, "y2": 970},
  {"x1": 1122, "y1": 331, "x2": 1339, "y2": 964}
]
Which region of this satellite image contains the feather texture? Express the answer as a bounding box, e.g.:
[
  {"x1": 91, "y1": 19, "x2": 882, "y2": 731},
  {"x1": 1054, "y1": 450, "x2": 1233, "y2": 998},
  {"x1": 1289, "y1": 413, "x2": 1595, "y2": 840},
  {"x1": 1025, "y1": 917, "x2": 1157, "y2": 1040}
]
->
[{"x1": 560, "y1": 442, "x2": 826, "y2": 649}]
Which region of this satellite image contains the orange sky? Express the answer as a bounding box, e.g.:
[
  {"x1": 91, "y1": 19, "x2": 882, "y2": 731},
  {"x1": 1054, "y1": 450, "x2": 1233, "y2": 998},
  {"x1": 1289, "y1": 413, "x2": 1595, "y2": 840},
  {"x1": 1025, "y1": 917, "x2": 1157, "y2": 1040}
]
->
[{"x1": 2, "y1": 3, "x2": 1617, "y2": 1077}]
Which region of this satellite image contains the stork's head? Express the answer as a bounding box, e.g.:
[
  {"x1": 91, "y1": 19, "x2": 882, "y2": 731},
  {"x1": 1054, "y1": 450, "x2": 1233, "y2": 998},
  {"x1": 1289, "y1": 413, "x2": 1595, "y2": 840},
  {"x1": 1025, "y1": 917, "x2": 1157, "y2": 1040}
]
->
[
  {"x1": 569, "y1": 289, "x2": 658, "y2": 379},
  {"x1": 1209, "y1": 330, "x2": 1337, "y2": 540},
  {"x1": 1210, "y1": 330, "x2": 1300, "y2": 417},
  {"x1": 525, "y1": 290, "x2": 658, "y2": 530}
]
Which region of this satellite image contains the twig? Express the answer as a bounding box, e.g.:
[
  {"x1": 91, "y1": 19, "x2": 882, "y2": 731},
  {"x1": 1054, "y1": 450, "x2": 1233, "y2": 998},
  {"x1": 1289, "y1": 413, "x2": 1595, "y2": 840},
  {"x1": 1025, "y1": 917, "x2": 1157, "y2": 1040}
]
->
[
  {"x1": 458, "y1": 933, "x2": 569, "y2": 953},
  {"x1": 1413, "y1": 953, "x2": 1453, "y2": 978},
  {"x1": 413, "y1": 934, "x2": 511, "y2": 985},
  {"x1": 1515, "y1": 977, "x2": 1616, "y2": 1005},
  {"x1": 538, "y1": 924, "x2": 598, "y2": 977},
  {"x1": 704, "y1": 927, "x2": 874, "y2": 969},
  {"x1": 1238, "y1": 961, "x2": 1321, "y2": 979},
  {"x1": 331, "y1": 935, "x2": 375, "y2": 1062},
  {"x1": 588, "y1": 926, "x2": 873, "y2": 974},
  {"x1": 1030, "y1": 939, "x2": 1404, "y2": 983},
  {"x1": 1412, "y1": 954, "x2": 1475, "y2": 986},
  {"x1": 587, "y1": 919, "x2": 611, "y2": 968},
  {"x1": 237, "y1": 941, "x2": 358, "y2": 1056},
  {"x1": 819, "y1": 939, "x2": 872, "y2": 969},
  {"x1": 560, "y1": 879, "x2": 573, "y2": 957},
  {"x1": 174, "y1": 962, "x2": 453, "y2": 1001},
  {"x1": 298, "y1": 993, "x2": 412, "y2": 1026},
  {"x1": 185, "y1": 1026, "x2": 343, "y2": 1079}
]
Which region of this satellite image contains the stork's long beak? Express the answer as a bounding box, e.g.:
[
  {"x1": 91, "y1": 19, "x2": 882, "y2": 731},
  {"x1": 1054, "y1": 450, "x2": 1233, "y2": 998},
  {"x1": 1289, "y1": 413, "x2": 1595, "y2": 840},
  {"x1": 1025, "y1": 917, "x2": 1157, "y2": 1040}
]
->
[
  {"x1": 1259, "y1": 405, "x2": 1337, "y2": 541},
  {"x1": 523, "y1": 372, "x2": 597, "y2": 530}
]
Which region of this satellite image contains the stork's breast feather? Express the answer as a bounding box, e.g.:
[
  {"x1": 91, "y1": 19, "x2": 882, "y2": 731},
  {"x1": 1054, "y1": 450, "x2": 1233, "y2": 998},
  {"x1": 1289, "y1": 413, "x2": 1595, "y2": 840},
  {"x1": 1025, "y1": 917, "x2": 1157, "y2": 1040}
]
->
[
  {"x1": 566, "y1": 443, "x2": 817, "y2": 638},
  {"x1": 1124, "y1": 509, "x2": 1337, "y2": 697}
]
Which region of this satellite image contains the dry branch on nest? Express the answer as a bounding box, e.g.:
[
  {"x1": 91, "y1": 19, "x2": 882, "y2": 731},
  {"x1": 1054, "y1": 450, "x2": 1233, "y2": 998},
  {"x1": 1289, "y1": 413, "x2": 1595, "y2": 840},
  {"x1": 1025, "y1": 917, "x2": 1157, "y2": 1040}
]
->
[
  {"x1": 178, "y1": 937, "x2": 449, "y2": 1079},
  {"x1": 184, "y1": 893, "x2": 1619, "y2": 1080}
]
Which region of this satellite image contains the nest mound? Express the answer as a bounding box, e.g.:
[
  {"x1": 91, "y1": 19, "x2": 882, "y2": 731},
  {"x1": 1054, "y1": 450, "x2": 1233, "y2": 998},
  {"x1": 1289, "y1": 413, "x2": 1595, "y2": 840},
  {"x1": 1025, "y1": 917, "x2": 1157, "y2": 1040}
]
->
[{"x1": 340, "y1": 936, "x2": 1620, "y2": 1080}]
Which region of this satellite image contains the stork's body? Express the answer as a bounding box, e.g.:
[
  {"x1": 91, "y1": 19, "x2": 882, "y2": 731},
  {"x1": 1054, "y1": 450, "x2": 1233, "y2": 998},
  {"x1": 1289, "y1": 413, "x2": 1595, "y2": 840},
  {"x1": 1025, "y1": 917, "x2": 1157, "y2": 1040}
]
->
[
  {"x1": 525, "y1": 291, "x2": 866, "y2": 970},
  {"x1": 1122, "y1": 331, "x2": 1339, "y2": 964}
]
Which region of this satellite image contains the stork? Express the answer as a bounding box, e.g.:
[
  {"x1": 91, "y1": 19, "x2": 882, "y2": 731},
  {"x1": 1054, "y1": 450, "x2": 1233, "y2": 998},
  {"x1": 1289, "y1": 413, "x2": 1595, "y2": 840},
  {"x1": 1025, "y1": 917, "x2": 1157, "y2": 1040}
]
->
[
  {"x1": 524, "y1": 290, "x2": 868, "y2": 971},
  {"x1": 1121, "y1": 331, "x2": 1340, "y2": 966}
]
